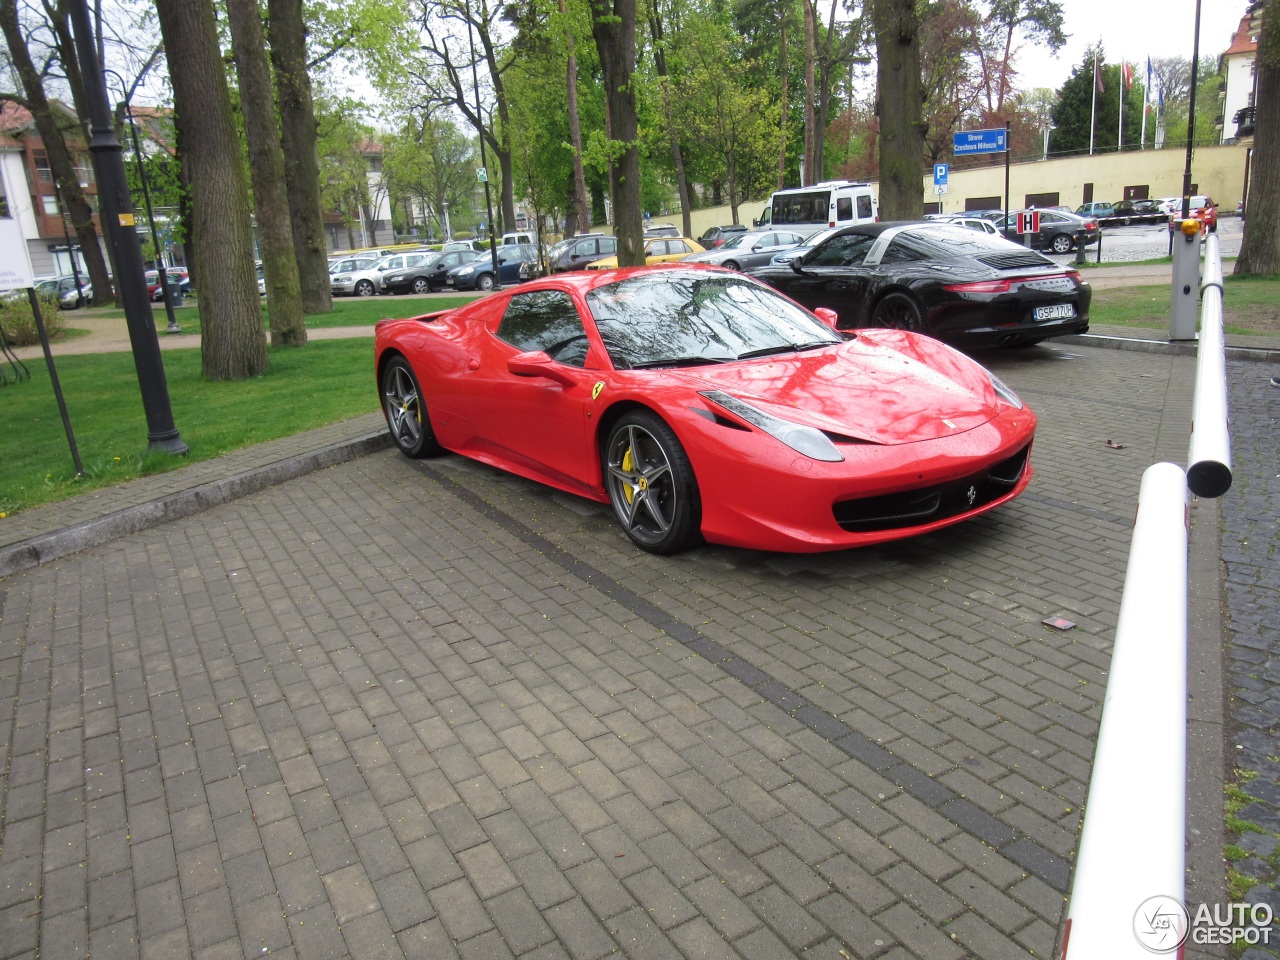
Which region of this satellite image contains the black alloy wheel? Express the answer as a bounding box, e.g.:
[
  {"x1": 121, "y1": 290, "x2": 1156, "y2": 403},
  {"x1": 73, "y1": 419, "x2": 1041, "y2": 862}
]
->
[{"x1": 871, "y1": 292, "x2": 924, "y2": 332}]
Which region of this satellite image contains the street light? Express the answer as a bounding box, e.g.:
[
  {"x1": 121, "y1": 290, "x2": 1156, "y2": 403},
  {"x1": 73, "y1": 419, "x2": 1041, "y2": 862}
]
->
[
  {"x1": 463, "y1": 2, "x2": 500, "y2": 286},
  {"x1": 66, "y1": 0, "x2": 186, "y2": 454},
  {"x1": 103, "y1": 67, "x2": 182, "y2": 334}
]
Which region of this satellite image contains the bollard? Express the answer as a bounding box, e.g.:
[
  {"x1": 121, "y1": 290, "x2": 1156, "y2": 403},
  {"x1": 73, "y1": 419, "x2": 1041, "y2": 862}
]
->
[
  {"x1": 1075, "y1": 230, "x2": 1086, "y2": 265},
  {"x1": 1186, "y1": 234, "x2": 1232, "y2": 497},
  {"x1": 1061, "y1": 462, "x2": 1188, "y2": 960},
  {"x1": 1169, "y1": 220, "x2": 1200, "y2": 340}
]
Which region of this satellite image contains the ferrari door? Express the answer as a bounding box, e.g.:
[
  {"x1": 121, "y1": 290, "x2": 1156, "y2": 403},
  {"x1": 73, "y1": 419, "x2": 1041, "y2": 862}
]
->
[{"x1": 454, "y1": 289, "x2": 597, "y2": 494}]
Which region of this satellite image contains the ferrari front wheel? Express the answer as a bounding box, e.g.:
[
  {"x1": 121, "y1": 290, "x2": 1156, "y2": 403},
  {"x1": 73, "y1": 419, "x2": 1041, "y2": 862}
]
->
[
  {"x1": 381, "y1": 356, "x2": 441, "y2": 458},
  {"x1": 604, "y1": 411, "x2": 701, "y2": 554}
]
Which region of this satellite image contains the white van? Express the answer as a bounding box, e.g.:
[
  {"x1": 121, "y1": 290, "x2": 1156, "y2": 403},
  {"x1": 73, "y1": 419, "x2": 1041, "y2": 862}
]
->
[
  {"x1": 754, "y1": 181, "x2": 878, "y2": 235},
  {"x1": 501, "y1": 231, "x2": 534, "y2": 246}
]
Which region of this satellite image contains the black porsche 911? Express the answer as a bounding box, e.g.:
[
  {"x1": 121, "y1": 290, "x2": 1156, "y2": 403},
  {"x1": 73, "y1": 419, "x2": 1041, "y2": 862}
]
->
[{"x1": 750, "y1": 221, "x2": 1091, "y2": 347}]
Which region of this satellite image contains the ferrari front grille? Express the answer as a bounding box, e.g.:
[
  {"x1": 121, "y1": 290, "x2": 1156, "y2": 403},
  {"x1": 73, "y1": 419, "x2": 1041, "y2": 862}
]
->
[{"x1": 832, "y1": 445, "x2": 1029, "y2": 532}]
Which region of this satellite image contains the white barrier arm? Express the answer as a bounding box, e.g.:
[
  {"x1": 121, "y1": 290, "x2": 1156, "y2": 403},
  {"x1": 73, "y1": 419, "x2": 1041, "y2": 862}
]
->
[
  {"x1": 1187, "y1": 234, "x2": 1232, "y2": 498},
  {"x1": 1063, "y1": 462, "x2": 1189, "y2": 959}
]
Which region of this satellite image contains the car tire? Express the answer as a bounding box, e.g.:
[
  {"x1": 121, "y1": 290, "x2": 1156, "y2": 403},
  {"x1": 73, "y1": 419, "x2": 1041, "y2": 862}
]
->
[
  {"x1": 1050, "y1": 234, "x2": 1074, "y2": 254},
  {"x1": 721, "y1": 260, "x2": 741, "y2": 272},
  {"x1": 355, "y1": 280, "x2": 375, "y2": 297},
  {"x1": 603, "y1": 411, "x2": 702, "y2": 555},
  {"x1": 871, "y1": 292, "x2": 925, "y2": 332},
  {"x1": 1209, "y1": 221, "x2": 1218, "y2": 233},
  {"x1": 380, "y1": 355, "x2": 442, "y2": 459},
  {"x1": 412, "y1": 278, "x2": 430, "y2": 295},
  {"x1": 477, "y1": 273, "x2": 495, "y2": 291}
]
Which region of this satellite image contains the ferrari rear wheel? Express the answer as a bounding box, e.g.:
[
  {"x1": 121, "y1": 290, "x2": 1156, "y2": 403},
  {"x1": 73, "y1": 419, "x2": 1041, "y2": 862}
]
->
[
  {"x1": 871, "y1": 292, "x2": 924, "y2": 332},
  {"x1": 381, "y1": 356, "x2": 441, "y2": 458},
  {"x1": 604, "y1": 411, "x2": 701, "y2": 554}
]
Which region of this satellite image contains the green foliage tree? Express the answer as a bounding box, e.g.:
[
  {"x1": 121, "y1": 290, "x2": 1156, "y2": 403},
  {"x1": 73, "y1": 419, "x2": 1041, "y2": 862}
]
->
[{"x1": 381, "y1": 113, "x2": 478, "y2": 240}]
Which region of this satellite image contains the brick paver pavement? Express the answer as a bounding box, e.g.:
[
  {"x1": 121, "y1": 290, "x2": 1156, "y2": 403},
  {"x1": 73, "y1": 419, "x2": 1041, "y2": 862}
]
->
[{"x1": 0, "y1": 337, "x2": 1271, "y2": 959}]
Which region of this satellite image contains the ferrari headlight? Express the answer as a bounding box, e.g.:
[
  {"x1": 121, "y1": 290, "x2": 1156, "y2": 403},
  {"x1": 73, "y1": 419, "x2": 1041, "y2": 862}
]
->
[
  {"x1": 987, "y1": 371, "x2": 1024, "y2": 408},
  {"x1": 701, "y1": 391, "x2": 844, "y2": 462}
]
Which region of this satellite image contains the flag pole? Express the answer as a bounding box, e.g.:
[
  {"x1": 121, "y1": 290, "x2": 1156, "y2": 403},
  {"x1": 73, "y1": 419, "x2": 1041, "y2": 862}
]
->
[
  {"x1": 1140, "y1": 57, "x2": 1150, "y2": 149},
  {"x1": 1118, "y1": 61, "x2": 1125, "y2": 152},
  {"x1": 1090, "y1": 50, "x2": 1099, "y2": 156}
]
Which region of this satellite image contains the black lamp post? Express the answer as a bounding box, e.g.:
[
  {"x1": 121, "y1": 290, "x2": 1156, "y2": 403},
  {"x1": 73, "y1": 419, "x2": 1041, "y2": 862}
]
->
[
  {"x1": 104, "y1": 68, "x2": 181, "y2": 334},
  {"x1": 1182, "y1": 0, "x2": 1203, "y2": 219},
  {"x1": 67, "y1": 0, "x2": 186, "y2": 454}
]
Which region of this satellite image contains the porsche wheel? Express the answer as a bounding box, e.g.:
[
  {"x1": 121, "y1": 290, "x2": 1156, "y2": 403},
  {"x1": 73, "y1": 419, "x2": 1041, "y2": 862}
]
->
[
  {"x1": 412, "y1": 277, "x2": 431, "y2": 295},
  {"x1": 355, "y1": 279, "x2": 375, "y2": 297},
  {"x1": 604, "y1": 412, "x2": 701, "y2": 554},
  {"x1": 381, "y1": 356, "x2": 441, "y2": 458},
  {"x1": 871, "y1": 292, "x2": 924, "y2": 332},
  {"x1": 1050, "y1": 233, "x2": 1073, "y2": 254},
  {"x1": 477, "y1": 273, "x2": 495, "y2": 291}
]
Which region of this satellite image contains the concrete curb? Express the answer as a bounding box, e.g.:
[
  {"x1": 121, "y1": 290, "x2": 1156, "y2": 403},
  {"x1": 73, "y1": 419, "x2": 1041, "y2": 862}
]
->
[
  {"x1": 1060, "y1": 333, "x2": 1280, "y2": 363},
  {"x1": 0, "y1": 430, "x2": 393, "y2": 578}
]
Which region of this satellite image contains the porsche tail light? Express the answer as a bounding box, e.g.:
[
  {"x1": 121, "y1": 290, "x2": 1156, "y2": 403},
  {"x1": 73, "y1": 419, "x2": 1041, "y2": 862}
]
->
[{"x1": 945, "y1": 278, "x2": 1012, "y2": 294}]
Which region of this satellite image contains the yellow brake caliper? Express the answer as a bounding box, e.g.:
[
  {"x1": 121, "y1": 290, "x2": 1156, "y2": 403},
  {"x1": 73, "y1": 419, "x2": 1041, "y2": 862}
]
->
[{"x1": 622, "y1": 447, "x2": 637, "y2": 505}]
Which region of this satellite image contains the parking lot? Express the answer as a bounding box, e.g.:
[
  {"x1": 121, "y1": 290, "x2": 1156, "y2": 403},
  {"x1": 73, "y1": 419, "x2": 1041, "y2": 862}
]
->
[{"x1": 1, "y1": 331, "x2": 1232, "y2": 959}]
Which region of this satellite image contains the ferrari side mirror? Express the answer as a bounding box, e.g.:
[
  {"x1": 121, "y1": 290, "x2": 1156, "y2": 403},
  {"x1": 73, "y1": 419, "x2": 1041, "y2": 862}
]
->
[{"x1": 508, "y1": 351, "x2": 577, "y2": 387}]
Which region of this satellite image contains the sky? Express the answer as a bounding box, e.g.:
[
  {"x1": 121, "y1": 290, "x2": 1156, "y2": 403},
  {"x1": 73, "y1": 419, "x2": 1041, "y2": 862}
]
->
[{"x1": 1016, "y1": 0, "x2": 1251, "y2": 93}]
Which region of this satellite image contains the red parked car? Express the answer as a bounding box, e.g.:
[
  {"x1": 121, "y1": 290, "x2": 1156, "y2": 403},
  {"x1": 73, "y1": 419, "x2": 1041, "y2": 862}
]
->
[{"x1": 375, "y1": 265, "x2": 1036, "y2": 554}]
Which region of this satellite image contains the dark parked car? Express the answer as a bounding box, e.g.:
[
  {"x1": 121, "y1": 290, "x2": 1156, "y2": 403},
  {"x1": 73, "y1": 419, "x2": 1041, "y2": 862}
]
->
[
  {"x1": 698, "y1": 224, "x2": 749, "y2": 248},
  {"x1": 445, "y1": 244, "x2": 537, "y2": 291},
  {"x1": 1111, "y1": 199, "x2": 1166, "y2": 224},
  {"x1": 751, "y1": 221, "x2": 1091, "y2": 347},
  {"x1": 381, "y1": 250, "x2": 482, "y2": 294},
  {"x1": 643, "y1": 223, "x2": 682, "y2": 238},
  {"x1": 547, "y1": 234, "x2": 618, "y2": 273},
  {"x1": 997, "y1": 209, "x2": 1100, "y2": 254}
]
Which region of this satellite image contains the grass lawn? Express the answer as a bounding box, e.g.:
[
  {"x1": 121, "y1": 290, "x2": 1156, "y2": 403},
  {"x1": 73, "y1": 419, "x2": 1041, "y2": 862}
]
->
[
  {"x1": 58, "y1": 293, "x2": 482, "y2": 338},
  {"x1": 1089, "y1": 273, "x2": 1280, "y2": 337},
  {"x1": 0, "y1": 339, "x2": 378, "y2": 517}
]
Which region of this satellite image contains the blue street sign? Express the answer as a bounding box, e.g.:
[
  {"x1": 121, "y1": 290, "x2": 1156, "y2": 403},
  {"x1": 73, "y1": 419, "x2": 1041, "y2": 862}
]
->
[
  {"x1": 933, "y1": 163, "x2": 949, "y2": 186},
  {"x1": 953, "y1": 128, "x2": 1008, "y2": 156}
]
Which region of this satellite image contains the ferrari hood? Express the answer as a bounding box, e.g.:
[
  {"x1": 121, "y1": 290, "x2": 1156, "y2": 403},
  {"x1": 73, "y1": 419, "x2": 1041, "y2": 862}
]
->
[{"x1": 670, "y1": 343, "x2": 998, "y2": 445}]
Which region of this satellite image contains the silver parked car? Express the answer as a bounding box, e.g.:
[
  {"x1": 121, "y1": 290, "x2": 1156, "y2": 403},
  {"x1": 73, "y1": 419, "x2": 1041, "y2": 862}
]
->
[{"x1": 679, "y1": 229, "x2": 811, "y2": 272}]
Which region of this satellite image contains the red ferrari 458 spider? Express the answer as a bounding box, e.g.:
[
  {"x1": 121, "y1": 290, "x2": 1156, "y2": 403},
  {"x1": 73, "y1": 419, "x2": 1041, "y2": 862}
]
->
[{"x1": 375, "y1": 266, "x2": 1036, "y2": 554}]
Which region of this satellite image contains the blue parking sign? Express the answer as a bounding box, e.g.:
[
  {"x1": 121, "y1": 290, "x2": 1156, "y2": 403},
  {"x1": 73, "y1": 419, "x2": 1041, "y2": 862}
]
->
[{"x1": 933, "y1": 164, "x2": 949, "y2": 186}]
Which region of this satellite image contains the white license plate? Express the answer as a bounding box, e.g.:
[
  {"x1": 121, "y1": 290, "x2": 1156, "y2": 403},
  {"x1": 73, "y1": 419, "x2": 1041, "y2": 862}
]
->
[{"x1": 1034, "y1": 304, "x2": 1076, "y2": 321}]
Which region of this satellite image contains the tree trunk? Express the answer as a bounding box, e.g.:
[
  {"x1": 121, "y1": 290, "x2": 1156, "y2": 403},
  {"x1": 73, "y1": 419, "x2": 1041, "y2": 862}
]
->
[
  {"x1": 155, "y1": 0, "x2": 269, "y2": 379},
  {"x1": 591, "y1": 0, "x2": 642, "y2": 266},
  {"x1": 561, "y1": 0, "x2": 591, "y2": 236},
  {"x1": 0, "y1": 0, "x2": 112, "y2": 305},
  {"x1": 268, "y1": 0, "x2": 332, "y2": 314},
  {"x1": 873, "y1": 0, "x2": 924, "y2": 220},
  {"x1": 803, "y1": 0, "x2": 816, "y2": 185},
  {"x1": 649, "y1": 6, "x2": 692, "y2": 237},
  {"x1": 778, "y1": 14, "x2": 789, "y2": 190},
  {"x1": 226, "y1": 0, "x2": 306, "y2": 346},
  {"x1": 1236, "y1": 2, "x2": 1280, "y2": 276}
]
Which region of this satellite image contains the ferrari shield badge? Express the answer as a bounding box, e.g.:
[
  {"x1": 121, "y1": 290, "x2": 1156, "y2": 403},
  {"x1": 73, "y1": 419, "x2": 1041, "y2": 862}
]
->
[{"x1": 592, "y1": 381, "x2": 605, "y2": 400}]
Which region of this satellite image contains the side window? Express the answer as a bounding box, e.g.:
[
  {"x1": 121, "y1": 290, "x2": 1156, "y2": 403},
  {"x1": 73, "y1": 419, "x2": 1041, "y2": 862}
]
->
[
  {"x1": 601, "y1": 238, "x2": 617, "y2": 255},
  {"x1": 807, "y1": 233, "x2": 875, "y2": 267},
  {"x1": 856, "y1": 195, "x2": 873, "y2": 220},
  {"x1": 881, "y1": 236, "x2": 930, "y2": 263},
  {"x1": 670, "y1": 240, "x2": 691, "y2": 254},
  {"x1": 836, "y1": 196, "x2": 853, "y2": 222},
  {"x1": 497, "y1": 290, "x2": 589, "y2": 367}
]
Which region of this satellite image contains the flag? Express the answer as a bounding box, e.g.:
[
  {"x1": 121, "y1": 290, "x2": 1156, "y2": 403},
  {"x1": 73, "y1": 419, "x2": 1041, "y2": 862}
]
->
[
  {"x1": 1123, "y1": 62, "x2": 1134, "y2": 89},
  {"x1": 1145, "y1": 57, "x2": 1153, "y2": 111},
  {"x1": 1094, "y1": 55, "x2": 1106, "y2": 94}
]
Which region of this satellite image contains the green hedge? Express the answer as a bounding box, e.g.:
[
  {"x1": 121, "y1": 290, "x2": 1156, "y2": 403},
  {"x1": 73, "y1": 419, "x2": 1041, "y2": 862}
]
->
[{"x1": 0, "y1": 294, "x2": 64, "y2": 347}]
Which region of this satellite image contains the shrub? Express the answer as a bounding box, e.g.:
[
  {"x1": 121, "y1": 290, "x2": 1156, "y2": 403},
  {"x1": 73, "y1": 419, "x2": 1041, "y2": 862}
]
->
[{"x1": 0, "y1": 294, "x2": 65, "y2": 347}]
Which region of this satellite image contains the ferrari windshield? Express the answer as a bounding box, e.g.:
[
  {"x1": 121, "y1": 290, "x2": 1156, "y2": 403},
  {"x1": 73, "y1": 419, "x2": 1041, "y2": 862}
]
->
[{"x1": 585, "y1": 271, "x2": 841, "y2": 369}]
